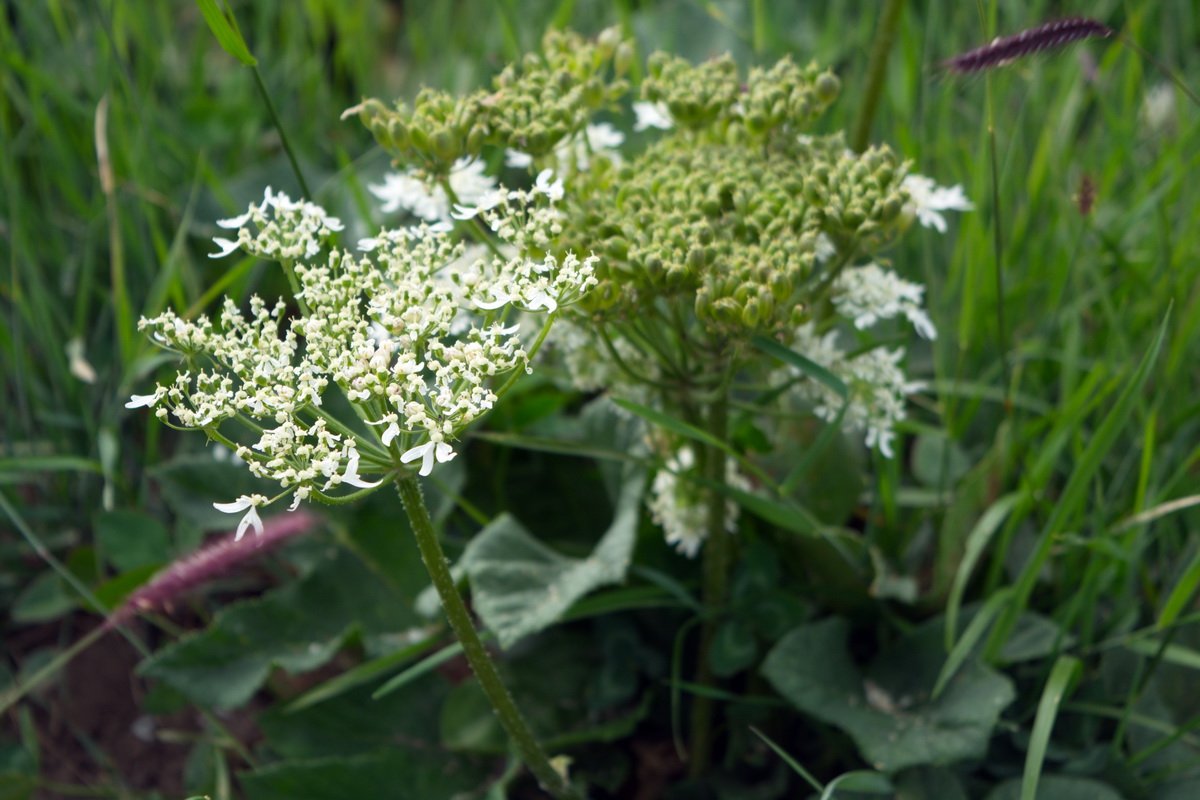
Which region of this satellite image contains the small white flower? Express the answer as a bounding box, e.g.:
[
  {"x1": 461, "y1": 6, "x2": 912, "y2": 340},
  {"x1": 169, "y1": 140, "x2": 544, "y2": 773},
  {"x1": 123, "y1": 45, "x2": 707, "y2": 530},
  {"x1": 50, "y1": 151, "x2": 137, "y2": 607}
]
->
[
  {"x1": 368, "y1": 415, "x2": 402, "y2": 446},
  {"x1": 901, "y1": 175, "x2": 973, "y2": 234},
  {"x1": 210, "y1": 237, "x2": 241, "y2": 259},
  {"x1": 633, "y1": 100, "x2": 674, "y2": 132},
  {"x1": 401, "y1": 440, "x2": 457, "y2": 477},
  {"x1": 473, "y1": 289, "x2": 517, "y2": 310},
  {"x1": 525, "y1": 288, "x2": 558, "y2": 313},
  {"x1": 339, "y1": 449, "x2": 382, "y2": 488},
  {"x1": 534, "y1": 169, "x2": 564, "y2": 201},
  {"x1": 213, "y1": 494, "x2": 267, "y2": 540}
]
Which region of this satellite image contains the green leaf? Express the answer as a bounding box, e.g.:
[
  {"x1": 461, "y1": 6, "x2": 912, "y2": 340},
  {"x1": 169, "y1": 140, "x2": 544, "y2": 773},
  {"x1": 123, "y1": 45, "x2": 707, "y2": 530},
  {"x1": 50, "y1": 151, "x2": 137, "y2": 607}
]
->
[
  {"x1": 911, "y1": 432, "x2": 970, "y2": 488},
  {"x1": 945, "y1": 493, "x2": 1023, "y2": 650},
  {"x1": 94, "y1": 510, "x2": 171, "y2": 571},
  {"x1": 1159, "y1": 546, "x2": 1200, "y2": 629},
  {"x1": 10, "y1": 572, "x2": 76, "y2": 624},
  {"x1": 0, "y1": 771, "x2": 37, "y2": 800},
  {"x1": 990, "y1": 314, "x2": 1169, "y2": 658},
  {"x1": 139, "y1": 546, "x2": 417, "y2": 708},
  {"x1": 261, "y1": 674, "x2": 450, "y2": 759},
  {"x1": 983, "y1": 775, "x2": 1124, "y2": 800},
  {"x1": 709, "y1": 619, "x2": 759, "y2": 678},
  {"x1": 752, "y1": 335, "x2": 848, "y2": 399},
  {"x1": 195, "y1": 0, "x2": 257, "y2": 66},
  {"x1": 762, "y1": 618, "x2": 1015, "y2": 773},
  {"x1": 1021, "y1": 656, "x2": 1082, "y2": 800},
  {"x1": 239, "y1": 751, "x2": 485, "y2": 800},
  {"x1": 284, "y1": 632, "x2": 440, "y2": 712},
  {"x1": 459, "y1": 464, "x2": 645, "y2": 648},
  {"x1": 893, "y1": 766, "x2": 968, "y2": 800},
  {"x1": 821, "y1": 771, "x2": 893, "y2": 800}
]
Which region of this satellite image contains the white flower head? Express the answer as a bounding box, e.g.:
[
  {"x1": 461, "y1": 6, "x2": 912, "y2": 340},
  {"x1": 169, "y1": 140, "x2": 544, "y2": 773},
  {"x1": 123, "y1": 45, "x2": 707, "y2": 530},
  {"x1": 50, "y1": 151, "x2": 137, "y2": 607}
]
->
[
  {"x1": 785, "y1": 323, "x2": 923, "y2": 459},
  {"x1": 370, "y1": 158, "x2": 496, "y2": 225},
  {"x1": 211, "y1": 187, "x2": 343, "y2": 261},
  {"x1": 213, "y1": 494, "x2": 268, "y2": 540},
  {"x1": 901, "y1": 174, "x2": 973, "y2": 234},
  {"x1": 833, "y1": 263, "x2": 937, "y2": 339},
  {"x1": 647, "y1": 446, "x2": 749, "y2": 558}
]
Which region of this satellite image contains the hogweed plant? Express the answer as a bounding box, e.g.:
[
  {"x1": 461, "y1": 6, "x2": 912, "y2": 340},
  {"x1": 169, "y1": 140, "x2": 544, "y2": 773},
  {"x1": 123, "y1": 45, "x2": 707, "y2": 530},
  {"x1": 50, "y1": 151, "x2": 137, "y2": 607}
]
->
[
  {"x1": 126, "y1": 27, "x2": 971, "y2": 794},
  {"x1": 345, "y1": 27, "x2": 971, "y2": 778}
]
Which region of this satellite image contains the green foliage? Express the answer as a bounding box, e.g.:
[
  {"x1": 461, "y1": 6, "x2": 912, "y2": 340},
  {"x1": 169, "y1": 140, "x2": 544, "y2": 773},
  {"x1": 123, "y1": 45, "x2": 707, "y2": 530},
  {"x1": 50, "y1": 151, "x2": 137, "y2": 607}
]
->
[
  {"x1": 5, "y1": 0, "x2": 1200, "y2": 798},
  {"x1": 139, "y1": 544, "x2": 419, "y2": 708},
  {"x1": 762, "y1": 618, "x2": 1015, "y2": 773}
]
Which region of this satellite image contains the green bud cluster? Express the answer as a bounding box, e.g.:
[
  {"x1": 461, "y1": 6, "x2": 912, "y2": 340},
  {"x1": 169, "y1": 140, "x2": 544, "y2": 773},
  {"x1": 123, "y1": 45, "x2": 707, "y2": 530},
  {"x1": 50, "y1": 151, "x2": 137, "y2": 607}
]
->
[
  {"x1": 642, "y1": 52, "x2": 741, "y2": 131},
  {"x1": 564, "y1": 141, "x2": 821, "y2": 334},
  {"x1": 351, "y1": 27, "x2": 630, "y2": 172},
  {"x1": 737, "y1": 58, "x2": 840, "y2": 138},
  {"x1": 490, "y1": 27, "x2": 630, "y2": 157},
  {"x1": 801, "y1": 144, "x2": 908, "y2": 248}
]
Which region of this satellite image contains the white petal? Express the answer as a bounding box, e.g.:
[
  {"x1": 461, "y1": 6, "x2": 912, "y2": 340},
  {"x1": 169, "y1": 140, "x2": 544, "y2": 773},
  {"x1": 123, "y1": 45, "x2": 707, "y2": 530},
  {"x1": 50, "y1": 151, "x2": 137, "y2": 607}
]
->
[
  {"x1": 234, "y1": 506, "x2": 263, "y2": 541},
  {"x1": 216, "y1": 210, "x2": 252, "y2": 229},
  {"x1": 400, "y1": 442, "x2": 435, "y2": 476},
  {"x1": 473, "y1": 292, "x2": 512, "y2": 310},
  {"x1": 213, "y1": 495, "x2": 255, "y2": 514},
  {"x1": 451, "y1": 204, "x2": 480, "y2": 220},
  {"x1": 526, "y1": 289, "x2": 558, "y2": 313},
  {"x1": 125, "y1": 393, "x2": 159, "y2": 409},
  {"x1": 210, "y1": 237, "x2": 241, "y2": 259}
]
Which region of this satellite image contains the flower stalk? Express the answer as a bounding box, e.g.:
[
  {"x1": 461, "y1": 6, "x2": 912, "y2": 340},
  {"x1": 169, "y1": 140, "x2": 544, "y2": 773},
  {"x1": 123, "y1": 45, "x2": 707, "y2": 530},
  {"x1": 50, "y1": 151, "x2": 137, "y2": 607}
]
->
[{"x1": 395, "y1": 475, "x2": 583, "y2": 800}]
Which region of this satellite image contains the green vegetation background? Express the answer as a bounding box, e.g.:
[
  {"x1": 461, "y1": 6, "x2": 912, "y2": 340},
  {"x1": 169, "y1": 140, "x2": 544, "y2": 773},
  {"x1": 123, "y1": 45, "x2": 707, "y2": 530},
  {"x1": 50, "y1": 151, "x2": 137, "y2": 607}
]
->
[{"x1": 2, "y1": 1, "x2": 1199, "y2": 799}]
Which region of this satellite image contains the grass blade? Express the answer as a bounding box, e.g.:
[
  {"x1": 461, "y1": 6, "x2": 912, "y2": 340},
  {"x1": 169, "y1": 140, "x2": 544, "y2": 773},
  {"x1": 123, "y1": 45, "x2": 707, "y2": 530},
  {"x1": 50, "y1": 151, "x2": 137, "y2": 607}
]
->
[{"x1": 1021, "y1": 655, "x2": 1082, "y2": 800}]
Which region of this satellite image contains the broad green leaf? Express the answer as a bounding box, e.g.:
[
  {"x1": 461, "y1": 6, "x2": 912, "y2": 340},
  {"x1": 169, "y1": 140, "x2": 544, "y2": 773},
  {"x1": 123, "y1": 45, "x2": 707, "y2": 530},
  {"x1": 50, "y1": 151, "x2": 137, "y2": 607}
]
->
[
  {"x1": 94, "y1": 510, "x2": 171, "y2": 571},
  {"x1": 152, "y1": 455, "x2": 276, "y2": 531},
  {"x1": 195, "y1": 0, "x2": 257, "y2": 66},
  {"x1": 762, "y1": 618, "x2": 1015, "y2": 772},
  {"x1": 10, "y1": 572, "x2": 76, "y2": 624},
  {"x1": 459, "y1": 464, "x2": 645, "y2": 648},
  {"x1": 239, "y1": 751, "x2": 486, "y2": 800},
  {"x1": 0, "y1": 771, "x2": 37, "y2": 800},
  {"x1": 261, "y1": 674, "x2": 450, "y2": 759},
  {"x1": 139, "y1": 546, "x2": 417, "y2": 708},
  {"x1": 983, "y1": 775, "x2": 1124, "y2": 800},
  {"x1": 893, "y1": 765, "x2": 968, "y2": 800},
  {"x1": 709, "y1": 619, "x2": 759, "y2": 678},
  {"x1": 1154, "y1": 779, "x2": 1200, "y2": 800},
  {"x1": 911, "y1": 432, "x2": 970, "y2": 488}
]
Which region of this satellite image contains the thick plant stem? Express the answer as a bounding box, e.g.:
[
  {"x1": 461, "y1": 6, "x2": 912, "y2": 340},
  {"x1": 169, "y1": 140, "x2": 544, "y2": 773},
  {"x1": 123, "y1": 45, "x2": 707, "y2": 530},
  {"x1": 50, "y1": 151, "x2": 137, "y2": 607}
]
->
[
  {"x1": 395, "y1": 476, "x2": 582, "y2": 800},
  {"x1": 687, "y1": 391, "x2": 731, "y2": 779},
  {"x1": 851, "y1": 0, "x2": 905, "y2": 152}
]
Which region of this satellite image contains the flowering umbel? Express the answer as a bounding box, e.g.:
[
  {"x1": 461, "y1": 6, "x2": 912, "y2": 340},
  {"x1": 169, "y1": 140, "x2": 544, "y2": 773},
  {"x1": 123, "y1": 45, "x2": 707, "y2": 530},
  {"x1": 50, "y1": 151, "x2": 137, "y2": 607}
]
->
[{"x1": 128, "y1": 180, "x2": 597, "y2": 532}]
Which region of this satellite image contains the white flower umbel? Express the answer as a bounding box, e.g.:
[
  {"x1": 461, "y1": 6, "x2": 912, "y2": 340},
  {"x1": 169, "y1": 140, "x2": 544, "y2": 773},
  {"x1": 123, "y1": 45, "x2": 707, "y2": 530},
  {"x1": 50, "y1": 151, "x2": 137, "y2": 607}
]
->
[
  {"x1": 901, "y1": 174, "x2": 973, "y2": 234},
  {"x1": 647, "y1": 446, "x2": 750, "y2": 558},
  {"x1": 787, "y1": 323, "x2": 924, "y2": 459},
  {"x1": 370, "y1": 157, "x2": 496, "y2": 225},
  {"x1": 131, "y1": 188, "x2": 597, "y2": 519},
  {"x1": 212, "y1": 187, "x2": 344, "y2": 261},
  {"x1": 833, "y1": 263, "x2": 937, "y2": 339}
]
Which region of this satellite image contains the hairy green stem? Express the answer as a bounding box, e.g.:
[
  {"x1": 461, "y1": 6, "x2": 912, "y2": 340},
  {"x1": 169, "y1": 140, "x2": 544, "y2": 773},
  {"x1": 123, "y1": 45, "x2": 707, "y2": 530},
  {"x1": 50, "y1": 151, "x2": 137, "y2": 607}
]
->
[
  {"x1": 687, "y1": 389, "x2": 731, "y2": 779},
  {"x1": 395, "y1": 476, "x2": 582, "y2": 799},
  {"x1": 851, "y1": 0, "x2": 906, "y2": 152}
]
